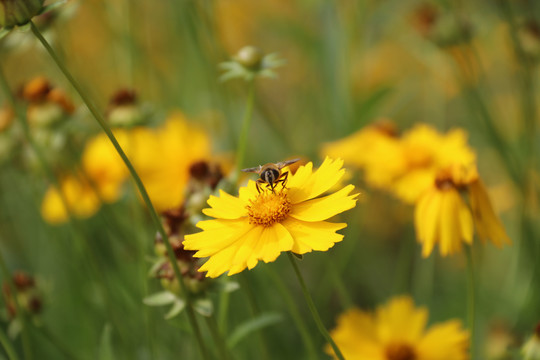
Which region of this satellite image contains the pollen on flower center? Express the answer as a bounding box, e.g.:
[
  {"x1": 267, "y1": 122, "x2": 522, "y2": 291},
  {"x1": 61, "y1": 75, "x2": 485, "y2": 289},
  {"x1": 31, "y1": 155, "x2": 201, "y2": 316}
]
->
[
  {"x1": 247, "y1": 191, "x2": 291, "y2": 227},
  {"x1": 385, "y1": 342, "x2": 416, "y2": 360}
]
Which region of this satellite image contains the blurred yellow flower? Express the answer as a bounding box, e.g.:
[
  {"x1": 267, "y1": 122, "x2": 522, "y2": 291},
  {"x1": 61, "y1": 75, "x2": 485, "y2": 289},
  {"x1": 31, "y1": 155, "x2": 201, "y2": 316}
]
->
[
  {"x1": 327, "y1": 296, "x2": 469, "y2": 360},
  {"x1": 129, "y1": 112, "x2": 212, "y2": 212},
  {"x1": 41, "y1": 175, "x2": 102, "y2": 224},
  {"x1": 183, "y1": 157, "x2": 358, "y2": 278},
  {"x1": 415, "y1": 166, "x2": 511, "y2": 257},
  {"x1": 393, "y1": 124, "x2": 476, "y2": 203},
  {"x1": 41, "y1": 131, "x2": 130, "y2": 224},
  {"x1": 41, "y1": 111, "x2": 212, "y2": 223},
  {"x1": 414, "y1": 171, "x2": 473, "y2": 257},
  {"x1": 322, "y1": 122, "x2": 476, "y2": 204}
]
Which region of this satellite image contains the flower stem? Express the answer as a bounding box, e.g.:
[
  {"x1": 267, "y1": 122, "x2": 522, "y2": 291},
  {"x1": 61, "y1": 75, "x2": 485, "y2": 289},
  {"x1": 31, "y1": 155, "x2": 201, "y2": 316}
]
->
[
  {"x1": 234, "y1": 79, "x2": 256, "y2": 180},
  {"x1": 204, "y1": 315, "x2": 232, "y2": 360},
  {"x1": 0, "y1": 250, "x2": 32, "y2": 360},
  {"x1": 287, "y1": 252, "x2": 345, "y2": 360},
  {"x1": 0, "y1": 325, "x2": 19, "y2": 360},
  {"x1": 29, "y1": 21, "x2": 210, "y2": 360},
  {"x1": 465, "y1": 245, "x2": 476, "y2": 360},
  {"x1": 238, "y1": 273, "x2": 271, "y2": 360},
  {"x1": 265, "y1": 267, "x2": 319, "y2": 360}
]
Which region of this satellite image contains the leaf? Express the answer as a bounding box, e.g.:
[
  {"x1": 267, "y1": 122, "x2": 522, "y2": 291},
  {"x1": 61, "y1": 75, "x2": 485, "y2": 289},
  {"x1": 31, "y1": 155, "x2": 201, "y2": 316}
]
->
[
  {"x1": 143, "y1": 291, "x2": 177, "y2": 307},
  {"x1": 227, "y1": 313, "x2": 284, "y2": 348},
  {"x1": 98, "y1": 324, "x2": 115, "y2": 360},
  {"x1": 7, "y1": 319, "x2": 22, "y2": 339},
  {"x1": 193, "y1": 298, "x2": 213, "y2": 317},
  {"x1": 164, "y1": 299, "x2": 186, "y2": 320},
  {"x1": 292, "y1": 252, "x2": 304, "y2": 260}
]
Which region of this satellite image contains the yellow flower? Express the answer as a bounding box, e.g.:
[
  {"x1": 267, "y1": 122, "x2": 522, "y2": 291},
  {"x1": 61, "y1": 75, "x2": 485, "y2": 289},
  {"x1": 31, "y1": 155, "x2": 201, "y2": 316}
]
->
[
  {"x1": 327, "y1": 296, "x2": 469, "y2": 360},
  {"x1": 128, "y1": 112, "x2": 212, "y2": 212},
  {"x1": 322, "y1": 121, "x2": 404, "y2": 189},
  {"x1": 414, "y1": 166, "x2": 511, "y2": 257},
  {"x1": 321, "y1": 123, "x2": 476, "y2": 204},
  {"x1": 41, "y1": 175, "x2": 102, "y2": 224},
  {"x1": 414, "y1": 174, "x2": 473, "y2": 257},
  {"x1": 393, "y1": 124, "x2": 476, "y2": 203},
  {"x1": 183, "y1": 157, "x2": 358, "y2": 278}
]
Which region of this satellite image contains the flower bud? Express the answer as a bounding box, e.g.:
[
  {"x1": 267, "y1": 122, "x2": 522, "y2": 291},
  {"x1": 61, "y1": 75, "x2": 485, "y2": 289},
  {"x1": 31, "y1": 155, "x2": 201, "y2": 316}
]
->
[
  {"x1": 0, "y1": 0, "x2": 44, "y2": 28},
  {"x1": 234, "y1": 45, "x2": 264, "y2": 70}
]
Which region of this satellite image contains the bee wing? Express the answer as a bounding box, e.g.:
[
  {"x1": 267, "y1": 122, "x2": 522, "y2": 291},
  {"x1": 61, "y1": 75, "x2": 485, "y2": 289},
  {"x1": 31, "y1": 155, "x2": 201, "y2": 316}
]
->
[
  {"x1": 241, "y1": 165, "x2": 262, "y2": 174},
  {"x1": 276, "y1": 158, "x2": 301, "y2": 169}
]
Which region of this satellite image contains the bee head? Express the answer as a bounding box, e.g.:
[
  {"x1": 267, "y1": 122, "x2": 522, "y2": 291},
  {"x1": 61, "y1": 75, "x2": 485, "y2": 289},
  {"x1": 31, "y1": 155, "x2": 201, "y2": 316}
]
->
[{"x1": 261, "y1": 168, "x2": 280, "y2": 184}]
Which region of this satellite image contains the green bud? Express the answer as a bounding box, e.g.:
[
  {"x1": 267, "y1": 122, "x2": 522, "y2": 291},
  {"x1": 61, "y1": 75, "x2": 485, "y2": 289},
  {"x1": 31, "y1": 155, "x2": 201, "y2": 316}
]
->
[{"x1": 0, "y1": 0, "x2": 44, "y2": 28}]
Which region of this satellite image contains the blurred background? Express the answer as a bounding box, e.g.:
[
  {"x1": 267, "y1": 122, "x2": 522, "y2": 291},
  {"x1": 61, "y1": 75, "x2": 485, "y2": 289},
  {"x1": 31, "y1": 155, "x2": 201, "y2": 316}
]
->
[{"x1": 1, "y1": 0, "x2": 539, "y2": 359}]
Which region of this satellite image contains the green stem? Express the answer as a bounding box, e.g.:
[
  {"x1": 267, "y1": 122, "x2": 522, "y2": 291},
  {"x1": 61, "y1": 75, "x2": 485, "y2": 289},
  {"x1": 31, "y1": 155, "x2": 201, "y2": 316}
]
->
[
  {"x1": 286, "y1": 253, "x2": 344, "y2": 360},
  {"x1": 465, "y1": 246, "x2": 476, "y2": 360},
  {"x1": 238, "y1": 273, "x2": 270, "y2": 360},
  {"x1": 29, "y1": 21, "x2": 209, "y2": 360},
  {"x1": 34, "y1": 325, "x2": 86, "y2": 360},
  {"x1": 265, "y1": 267, "x2": 318, "y2": 360},
  {"x1": 0, "y1": 250, "x2": 32, "y2": 360},
  {"x1": 204, "y1": 315, "x2": 232, "y2": 360},
  {"x1": 0, "y1": 325, "x2": 19, "y2": 360},
  {"x1": 234, "y1": 79, "x2": 256, "y2": 179}
]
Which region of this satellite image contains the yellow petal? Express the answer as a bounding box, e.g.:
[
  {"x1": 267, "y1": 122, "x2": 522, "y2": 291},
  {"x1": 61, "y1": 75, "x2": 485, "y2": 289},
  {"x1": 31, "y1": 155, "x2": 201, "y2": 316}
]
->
[
  {"x1": 289, "y1": 184, "x2": 357, "y2": 222},
  {"x1": 281, "y1": 217, "x2": 346, "y2": 254},
  {"x1": 375, "y1": 296, "x2": 428, "y2": 344},
  {"x1": 288, "y1": 157, "x2": 346, "y2": 204},
  {"x1": 417, "y1": 320, "x2": 469, "y2": 360},
  {"x1": 183, "y1": 219, "x2": 253, "y2": 257},
  {"x1": 203, "y1": 190, "x2": 248, "y2": 219}
]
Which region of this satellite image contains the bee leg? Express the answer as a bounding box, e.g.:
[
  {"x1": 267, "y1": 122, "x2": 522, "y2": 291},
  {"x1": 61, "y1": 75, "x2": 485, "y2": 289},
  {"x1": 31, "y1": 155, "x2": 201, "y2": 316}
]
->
[{"x1": 255, "y1": 180, "x2": 263, "y2": 194}]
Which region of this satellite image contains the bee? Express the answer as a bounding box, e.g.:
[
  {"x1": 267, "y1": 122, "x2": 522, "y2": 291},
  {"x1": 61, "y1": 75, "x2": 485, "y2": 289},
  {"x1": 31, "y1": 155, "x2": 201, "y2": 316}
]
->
[{"x1": 242, "y1": 158, "x2": 300, "y2": 194}]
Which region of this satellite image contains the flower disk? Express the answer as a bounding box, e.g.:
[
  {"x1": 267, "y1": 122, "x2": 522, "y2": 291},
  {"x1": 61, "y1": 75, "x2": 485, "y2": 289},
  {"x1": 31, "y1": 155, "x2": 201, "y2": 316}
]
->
[
  {"x1": 183, "y1": 157, "x2": 358, "y2": 278},
  {"x1": 247, "y1": 191, "x2": 291, "y2": 227}
]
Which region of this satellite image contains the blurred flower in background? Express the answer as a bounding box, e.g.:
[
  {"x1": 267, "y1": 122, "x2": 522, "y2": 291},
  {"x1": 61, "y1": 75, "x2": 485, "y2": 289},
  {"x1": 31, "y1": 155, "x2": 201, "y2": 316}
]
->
[{"x1": 327, "y1": 295, "x2": 469, "y2": 360}]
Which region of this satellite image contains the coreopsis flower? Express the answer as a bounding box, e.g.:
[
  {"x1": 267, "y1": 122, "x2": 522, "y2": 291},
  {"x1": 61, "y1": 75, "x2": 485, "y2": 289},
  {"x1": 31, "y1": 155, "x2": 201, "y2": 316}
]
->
[
  {"x1": 414, "y1": 170, "x2": 473, "y2": 257},
  {"x1": 322, "y1": 122, "x2": 476, "y2": 204},
  {"x1": 414, "y1": 166, "x2": 511, "y2": 257},
  {"x1": 392, "y1": 124, "x2": 475, "y2": 203},
  {"x1": 128, "y1": 112, "x2": 213, "y2": 212},
  {"x1": 41, "y1": 130, "x2": 130, "y2": 224},
  {"x1": 327, "y1": 295, "x2": 469, "y2": 360},
  {"x1": 183, "y1": 157, "x2": 358, "y2": 278},
  {"x1": 321, "y1": 120, "x2": 402, "y2": 189},
  {"x1": 219, "y1": 45, "x2": 285, "y2": 82}
]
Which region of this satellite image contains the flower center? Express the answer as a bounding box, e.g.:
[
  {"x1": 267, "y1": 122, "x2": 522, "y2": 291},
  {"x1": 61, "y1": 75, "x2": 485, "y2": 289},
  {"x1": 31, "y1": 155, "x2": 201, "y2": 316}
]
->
[
  {"x1": 385, "y1": 343, "x2": 416, "y2": 360},
  {"x1": 247, "y1": 191, "x2": 291, "y2": 227}
]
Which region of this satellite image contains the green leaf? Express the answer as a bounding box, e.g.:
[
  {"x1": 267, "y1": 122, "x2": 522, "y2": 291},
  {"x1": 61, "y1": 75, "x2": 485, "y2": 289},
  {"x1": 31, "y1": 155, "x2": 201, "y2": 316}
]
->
[
  {"x1": 227, "y1": 313, "x2": 284, "y2": 348},
  {"x1": 98, "y1": 324, "x2": 115, "y2": 360},
  {"x1": 143, "y1": 291, "x2": 177, "y2": 307},
  {"x1": 292, "y1": 252, "x2": 304, "y2": 260},
  {"x1": 193, "y1": 298, "x2": 213, "y2": 317},
  {"x1": 164, "y1": 299, "x2": 185, "y2": 320}
]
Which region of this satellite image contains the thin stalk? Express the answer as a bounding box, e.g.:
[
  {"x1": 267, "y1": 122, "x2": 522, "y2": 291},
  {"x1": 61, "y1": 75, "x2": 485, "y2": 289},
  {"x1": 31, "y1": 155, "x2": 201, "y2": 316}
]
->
[
  {"x1": 34, "y1": 325, "x2": 86, "y2": 360},
  {"x1": 0, "y1": 325, "x2": 19, "y2": 360},
  {"x1": 265, "y1": 267, "x2": 319, "y2": 360},
  {"x1": 286, "y1": 253, "x2": 345, "y2": 360},
  {"x1": 219, "y1": 78, "x2": 256, "y2": 333},
  {"x1": 29, "y1": 21, "x2": 209, "y2": 360},
  {"x1": 0, "y1": 250, "x2": 32, "y2": 360},
  {"x1": 465, "y1": 246, "x2": 476, "y2": 360},
  {"x1": 238, "y1": 273, "x2": 270, "y2": 360},
  {"x1": 234, "y1": 79, "x2": 256, "y2": 180},
  {"x1": 204, "y1": 315, "x2": 232, "y2": 360}
]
